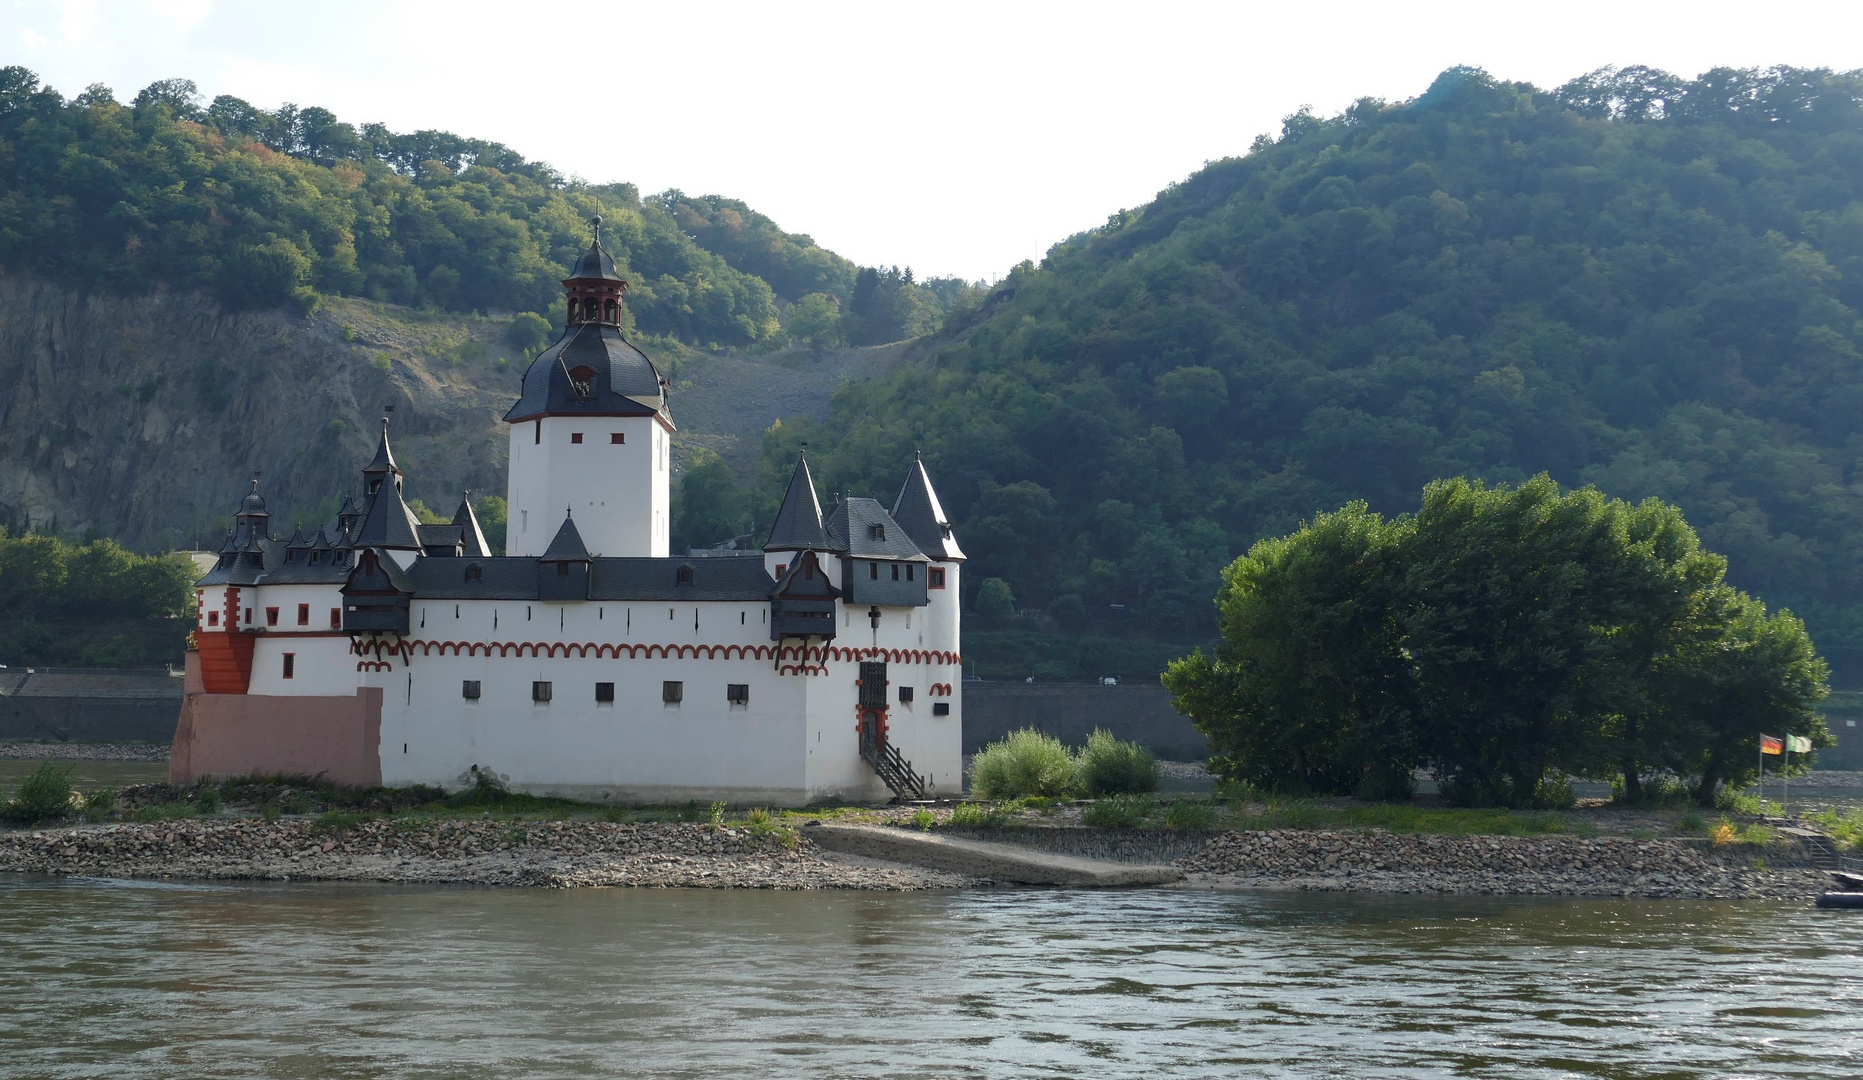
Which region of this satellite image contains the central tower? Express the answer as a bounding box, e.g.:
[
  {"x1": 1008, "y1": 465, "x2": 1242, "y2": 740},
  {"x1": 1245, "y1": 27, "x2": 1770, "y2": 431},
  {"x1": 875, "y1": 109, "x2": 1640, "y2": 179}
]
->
[{"x1": 504, "y1": 217, "x2": 673, "y2": 557}]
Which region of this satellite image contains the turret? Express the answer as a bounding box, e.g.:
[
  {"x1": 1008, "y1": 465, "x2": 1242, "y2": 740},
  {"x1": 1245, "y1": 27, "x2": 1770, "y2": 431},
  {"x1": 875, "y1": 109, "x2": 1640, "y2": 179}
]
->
[
  {"x1": 764, "y1": 450, "x2": 828, "y2": 580},
  {"x1": 538, "y1": 509, "x2": 592, "y2": 601},
  {"x1": 504, "y1": 217, "x2": 671, "y2": 558},
  {"x1": 453, "y1": 493, "x2": 491, "y2": 557}
]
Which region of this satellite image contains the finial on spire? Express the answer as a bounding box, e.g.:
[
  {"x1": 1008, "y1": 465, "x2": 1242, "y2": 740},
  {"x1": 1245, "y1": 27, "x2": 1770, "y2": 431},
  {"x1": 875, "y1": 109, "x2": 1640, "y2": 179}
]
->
[{"x1": 591, "y1": 214, "x2": 602, "y2": 245}]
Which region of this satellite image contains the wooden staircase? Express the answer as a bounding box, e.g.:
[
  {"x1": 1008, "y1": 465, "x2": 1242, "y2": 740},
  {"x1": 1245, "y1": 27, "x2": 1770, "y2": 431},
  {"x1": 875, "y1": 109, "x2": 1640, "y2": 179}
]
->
[{"x1": 861, "y1": 736, "x2": 926, "y2": 802}]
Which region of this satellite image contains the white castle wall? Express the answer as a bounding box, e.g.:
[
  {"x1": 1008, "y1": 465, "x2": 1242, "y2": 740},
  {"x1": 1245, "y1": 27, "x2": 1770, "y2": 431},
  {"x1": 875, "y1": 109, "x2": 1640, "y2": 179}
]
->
[{"x1": 505, "y1": 415, "x2": 669, "y2": 557}]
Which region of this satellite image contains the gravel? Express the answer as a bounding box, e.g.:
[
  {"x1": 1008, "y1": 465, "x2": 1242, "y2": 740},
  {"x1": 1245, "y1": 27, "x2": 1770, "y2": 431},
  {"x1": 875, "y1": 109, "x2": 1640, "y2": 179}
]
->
[
  {"x1": 0, "y1": 742, "x2": 169, "y2": 761},
  {"x1": 0, "y1": 818, "x2": 970, "y2": 890},
  {"x1": 1181, "y1": 830, "x2": 1831, "y2": 899}
]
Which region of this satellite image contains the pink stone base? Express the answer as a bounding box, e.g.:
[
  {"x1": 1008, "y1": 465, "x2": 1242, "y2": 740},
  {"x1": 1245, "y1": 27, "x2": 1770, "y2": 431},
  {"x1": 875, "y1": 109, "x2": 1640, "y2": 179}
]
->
[{"x1": 171, "y1": 655, "x2": 383, "y2": 787}]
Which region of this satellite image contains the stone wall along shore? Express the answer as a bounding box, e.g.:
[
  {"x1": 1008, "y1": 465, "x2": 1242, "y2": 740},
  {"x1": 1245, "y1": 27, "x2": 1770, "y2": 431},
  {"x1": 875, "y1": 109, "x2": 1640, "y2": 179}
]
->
[
  {"x1": 0, "y1": 741, "x2": 170, "y2": 761},
  {"x1": 0, "y1": 818, "x2": 969, "y2": 889},
  {"x1": 1181, "y1": 830, "x2": 1831, "y2": 899}
]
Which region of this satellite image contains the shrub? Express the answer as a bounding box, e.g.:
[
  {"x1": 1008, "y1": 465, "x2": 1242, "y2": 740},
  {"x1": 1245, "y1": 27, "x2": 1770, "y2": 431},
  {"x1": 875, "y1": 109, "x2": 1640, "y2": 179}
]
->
[
  {"x1": 84, "y1": 786, "x2": 118, "y2": 814},
  {"x1": 1163, "y1": 800, "x2": 1218, "y2": 830},
  {"x1": 5, "y1": 762, "x2": 77, "y2": 824},
  {"x1": 1082, "y1": 795, "x2": 1153, "y2": 828},
  {"x1": 1679, "y1": 809, "x2": 1707, "y2": 832},
  {"x1": 1077, "y1": 729, "x2": 1159, "y2": 797},
  {"x1": 911, "y1": 808, "x2": 936, "y2": 831},
  {"x1": 949, "y1": 802, "x2": 1009, "y2": 828},
  {"x1": 968, "y1": 729, "x2": 1079, "y2": 799},
  {"x1": 135, "y1": 802, "x2": 197, "y2": 822},
  {"x1": 196, "y1": 785, "x2": 222, "y2": 814}
]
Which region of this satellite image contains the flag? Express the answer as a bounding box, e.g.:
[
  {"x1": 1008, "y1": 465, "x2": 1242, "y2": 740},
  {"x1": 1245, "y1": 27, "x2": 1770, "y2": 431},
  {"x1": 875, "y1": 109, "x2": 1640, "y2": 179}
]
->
[
  {"x1": 1760, "y1": 735, "x2": 1783, "y2": 756},
  {"x1": 1787, "y1": 735, "x2": 1812, "y2": 754}
]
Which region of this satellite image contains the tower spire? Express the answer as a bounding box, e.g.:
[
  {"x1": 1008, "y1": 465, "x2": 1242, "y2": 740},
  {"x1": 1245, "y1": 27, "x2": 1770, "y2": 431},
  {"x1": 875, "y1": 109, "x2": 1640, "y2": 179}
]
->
[{"x1": 765, "y1": 451, "x2": 828, "y2": 552}]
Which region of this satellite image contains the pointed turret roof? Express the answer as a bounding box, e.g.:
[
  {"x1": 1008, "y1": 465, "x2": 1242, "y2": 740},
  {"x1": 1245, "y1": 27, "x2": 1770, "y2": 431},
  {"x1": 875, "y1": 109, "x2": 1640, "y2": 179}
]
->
[
  {"x1": 352, "y1": 474, "x2": 424, "y2": 550},
  {"x1": 453, "y1": 495, "x2": 490, "y2": 558},
  {"x1": 892, "y1": 453, "x2": 965, "y2": 561},
  {"x1": 540, "y1": 509, "x2": 592, "y2": 561},
  {"x1": 361, "y1": 417, "x2": 402, "y2": 497},
  {"x1": 765, "y1": 452, "x2": 828, "y2": 552}
]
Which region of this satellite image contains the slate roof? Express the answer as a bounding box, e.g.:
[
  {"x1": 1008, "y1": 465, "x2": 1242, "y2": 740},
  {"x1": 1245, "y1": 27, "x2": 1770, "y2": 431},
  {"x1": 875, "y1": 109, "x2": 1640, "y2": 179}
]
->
[
  {"x1": 361, "y1": 420, "x2": 399, "y2": 480},
  {"x1": 540, "y1": 513, "x2": 592, "y2": 561},
  {"x1": 505, "y1": 322, "x2": 666, "y2": 424},
  {"x1": 824, "y1": 498, "x2": 930, "y2": 562},
  {"x1": 892, "y1": 455, "x2": 965, "y2": 561},
  {"x1": 454, "y1": 498, "x2": 491, "y2": 557},
  {"x1": 566, "y1": 234, "x2": 626, "y2": 282},
  {"x1": 402, "y1": 556, "x2": 775, "y2": 601},
  {"x1": 353, "y1": 482, "x2": 424, "y2": 550},
  {"x1": 765, "y1": 454, "x2": 828, "y2": 551},
  {"x1": 257, "y1": 549, "x2": 353, "y2": 584},
  {"x1": 417, "y1": 524, "x2": 464, "y2": 552},
  {"x1": 196, "y1": 538, "x2": 284, "y2": 586}
]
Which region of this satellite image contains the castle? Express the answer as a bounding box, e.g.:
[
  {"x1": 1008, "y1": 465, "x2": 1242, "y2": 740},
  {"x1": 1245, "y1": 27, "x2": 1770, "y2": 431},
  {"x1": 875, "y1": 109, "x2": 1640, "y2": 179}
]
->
[{"x1": 172, "y1": 224, "x2": 964, "y2": 805}]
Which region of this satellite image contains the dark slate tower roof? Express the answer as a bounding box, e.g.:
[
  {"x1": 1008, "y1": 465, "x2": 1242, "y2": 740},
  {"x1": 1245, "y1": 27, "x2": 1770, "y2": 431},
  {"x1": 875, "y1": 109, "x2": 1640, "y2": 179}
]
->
[
  {"x1": 361, "y1": 418, "x2": 401, "y2": 495},
  {"x1": 353, "y1": 475, "x2": 424, "y2": 550},
  {"x1": 824, "y1": 498, "x2": 929, "y2": 562},
  {"x1": 765, "y1": 453, "x2": 828, "y2": 552},
  {"x1": 506, "y1": 217, "x2": 667, "y2": 425},
  {"x1": 892, "y1": 454, "x2": 965, "y2": 561},
  {"x1": 454, "y1": 495, "x2": 490, "y2": 558},
  {"x1": 540, "y1": 510, "x2": 593, "y2": 561}
]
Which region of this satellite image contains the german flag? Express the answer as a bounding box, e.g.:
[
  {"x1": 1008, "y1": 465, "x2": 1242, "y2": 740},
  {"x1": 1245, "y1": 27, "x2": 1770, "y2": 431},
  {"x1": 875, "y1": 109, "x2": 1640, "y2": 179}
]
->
[{"x1": 1760, "y1": 735, "x2": 1784, "y2": 756}]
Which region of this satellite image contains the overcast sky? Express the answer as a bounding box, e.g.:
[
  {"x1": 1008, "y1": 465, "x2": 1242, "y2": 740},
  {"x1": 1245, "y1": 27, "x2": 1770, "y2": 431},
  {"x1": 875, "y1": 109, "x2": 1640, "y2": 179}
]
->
[{"x1": 9, "y1": 0, "x2": 1863, "y2": 282}]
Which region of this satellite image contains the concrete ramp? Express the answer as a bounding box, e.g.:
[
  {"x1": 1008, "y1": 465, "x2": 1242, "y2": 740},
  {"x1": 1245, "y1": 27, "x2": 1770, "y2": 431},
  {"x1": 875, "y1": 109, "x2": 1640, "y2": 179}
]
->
[{"x1": 805, "y1": 822, "x2": 1184, "y2": 886}]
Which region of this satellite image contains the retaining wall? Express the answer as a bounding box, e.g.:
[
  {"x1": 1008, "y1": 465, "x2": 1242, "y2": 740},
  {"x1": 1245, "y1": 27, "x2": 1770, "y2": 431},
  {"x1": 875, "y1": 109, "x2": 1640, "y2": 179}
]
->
[
  {"x1": 961, "y1": 681, "x2": 1205, "y2": 758},
  {"x1": 0, "y1": 667, "x2": 183, "y2": 742}
]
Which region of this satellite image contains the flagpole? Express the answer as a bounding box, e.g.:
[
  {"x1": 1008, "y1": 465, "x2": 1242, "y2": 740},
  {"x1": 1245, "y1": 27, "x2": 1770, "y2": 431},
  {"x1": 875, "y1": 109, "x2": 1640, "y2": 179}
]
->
[{"x1": 1783, "y1": 739, "x2": 1791, "y2": 820}]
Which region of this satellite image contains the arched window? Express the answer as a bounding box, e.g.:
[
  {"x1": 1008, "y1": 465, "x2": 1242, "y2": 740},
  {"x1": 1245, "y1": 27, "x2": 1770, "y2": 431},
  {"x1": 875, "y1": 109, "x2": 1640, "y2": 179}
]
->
[
  {"x1": 604, "y1": 299, "x2": 618, "y2": 322},
  {"x1": 568, "y1": 365, "x2": 596, "y2": 398}
]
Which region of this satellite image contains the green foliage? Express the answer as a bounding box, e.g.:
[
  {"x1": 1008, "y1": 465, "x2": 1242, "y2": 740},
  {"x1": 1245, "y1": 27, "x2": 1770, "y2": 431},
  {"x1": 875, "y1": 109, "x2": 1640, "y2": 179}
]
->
[
  {"x1": 83, "y1": 786, "x2": 116, "y2": 814},
  {"x1": 0, "y1": 528, "x2": 195, "y2": 666},
  {"x1": 313, "y1": 811, "x2": 378, "y2": 833},
  {"x1": 788, "y1": 65, "x2": 1863, "y2": 648},
  {"x1": 3, "y1": 762, "x2": 76, "y2": 824},
  {"x1": 134, "y1": 802, "x2": 196, "y2": 822},
  {"x1": 967, "y1": 728, "x2": 1081, "y2": 799},
  {"x1": 911, "y1": 808, "x2": 936, "y2": 831},
  {"x1": 1166, "y1": 477, "x2": 1828, "y2": 807},
  {"x1": 1082, "y1": 795, "x2": 1154, "y2": 828},
  {"x1": 1077, "y1": 729, "x2": 1160, "y2": 796},
  {"x1": 671, "y1": 448, "x2": 751, "y2": 552},
  {"x1": 976, "y1": 578, "x2": 1016, "y2": 627},
  {"x1": 505, "y1": 311, "x2": 553, "y2": 355},
  {"x1": 195, "y1": 785, "x2": 222, "y2": 814},
  {"x1": 1162, "y1": 799, "x2": 1219, "y2": 830},
  {"x1": 1806, "y1": 806, "x2": 1863, "y2": 850},
  {"x1": 948, "y1": 802, "x2": 1010, "y2": 828}
]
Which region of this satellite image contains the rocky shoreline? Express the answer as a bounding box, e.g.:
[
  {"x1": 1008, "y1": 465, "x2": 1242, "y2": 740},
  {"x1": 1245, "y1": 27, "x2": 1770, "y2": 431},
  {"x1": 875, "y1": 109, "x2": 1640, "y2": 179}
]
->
[
  {"x1": 0, "y1": 817, "x2": 1841, "y2": 897},
  {"x1": 1180, "y1": 830, "x2": 1830, "y2": 899},
  {"x1": 0, "y1": 742, "x2": 170, "y2": 761}
]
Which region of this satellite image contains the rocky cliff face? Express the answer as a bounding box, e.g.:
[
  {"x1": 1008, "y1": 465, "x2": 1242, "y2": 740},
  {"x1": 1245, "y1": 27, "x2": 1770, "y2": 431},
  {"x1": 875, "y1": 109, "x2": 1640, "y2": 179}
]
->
[{"x1": 0, "y1": 275, "x2": 907, "y2": 550}]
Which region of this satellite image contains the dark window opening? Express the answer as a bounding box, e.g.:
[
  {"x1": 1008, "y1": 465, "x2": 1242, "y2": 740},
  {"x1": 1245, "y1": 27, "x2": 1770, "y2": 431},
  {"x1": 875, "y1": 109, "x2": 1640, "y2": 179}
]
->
[
  {"x1": 282, "y1": 653, "x2": 295, "y2": 679},
  {"x1": 557, "y1": 562, "x2": 570, "y2": 576},
  {"x1": 662, "y1": 681, "x2": 683, "y2": 704},
  {"x1": 892, "y1": 564, "x2": 900, "y2": 580},
  {"x1": 297, "y1": 603, "x2": 309, "y2": 626},
  {"x1": 906, "y1": 565, "x2": 914, "y2": 581},
  {"x1": 727, "y1": 683, "x2": 749, "y2": 705},
  {"x1": 929, "y1": 567, "x2": 946, "y2": 589},
  {"x1": 933, "y1": 702, "x2": 950, "y2": 716},
  {"x1": 859, "y1": 662, "x2": 888, "y2": 710},
  {"x1": 611, "y1": 432, "x2": 625, "y2": 444},
  {"x1": 568, "y1": 365, "x2": 596, "y2": 399},
  {"x1": 535, "y1": 421, "x2": 541, "y2": 445},
  {"x1": 898, "y1": 685, "x2": 914, "y2": 703},
  {"x1": 869, "y1": 523, "x2": 885, "y2": 541},
  {"x1": 463, "y1": 680, "x2": 481, "y2": 700},
  {"x1": 596, "y1": 682, "x2": 615, "y2": 704},
  {"x1": 571, "y1": 432, "x2": 584, "y2": 444},
  {"x1": 532, "y1": 681, "x2": 552, "y2": 703},
  {"x1": 330, "y1": 607, "x2": 342, "y2": 628},
  {"x1": 208, "y1": 611, "x2": 219, "y2": 627},
  {"x1": 265, "y1": 607, "x2": 279, "y2": 627},
  {"x1": 465, "y1": 564, "x2": 482, "y2": 582},
  {"x1": 676, "y1": 564, "x2": 695, "y2": 586},
  {"x1": 869, "y1": 562, "x2": 879, "y2": 580}
]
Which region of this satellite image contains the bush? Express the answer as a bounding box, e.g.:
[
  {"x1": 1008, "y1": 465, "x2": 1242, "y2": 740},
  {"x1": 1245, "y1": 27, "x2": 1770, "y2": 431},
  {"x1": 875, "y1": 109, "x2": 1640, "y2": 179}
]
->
[
  {"x1": 1163, "y1": 800, "x2": 1219, "y2": 830},
  {"x1": 968, "y1": 729, "x2": 1080, "y2": 799},
  {"x1": 1077, "y1": 729, "x2": 1159, "y2": 796},
  {"x1": 4, "y1": 762, "x2": 77, "y2": 824},
  {"x1": 84, "y1": 786, "x2": 118, "y2": 814},
  {"x1": 196, "y1": 785, "x2": 222, "y2": 814},
  {"x1": 1082, "y1": 795, "x2": 1153, "y2": 828},
  {"x1": 949, "y1": 802, "x2": 1009, "y2": 828}
]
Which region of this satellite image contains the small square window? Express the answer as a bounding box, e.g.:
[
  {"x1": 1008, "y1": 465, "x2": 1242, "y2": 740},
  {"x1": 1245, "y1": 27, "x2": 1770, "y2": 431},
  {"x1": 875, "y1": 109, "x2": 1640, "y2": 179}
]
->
[
  {"x1": 329, "y1": 607, "x2": 342, "y2": 629},
  {"x1": 727, "y1": 683, "x2": 749, "y2": 705},
  {"x1": 265, "y1": 607, "x2": 279, "y2": 627},
  {"x1": 533, "y1": 680, "x2": 553, "y2": 703},
  {"x1": 775, "y1": 563, "x2": 787, "y2": 578},
  {"x1": 296, "y1": 603, "x2": 309, "y2": 626},
  {"x1": 463, "y1": 680, "x2": 481, "y2": 700},
  {"x1": 208, "y1": 611, "x2": 220, "y2": 627},
  {"x1": 663, "y1": 680, "x2": 684, "y2": 704},
  {"x1": 610, "y1": 432, "x2": 625, "y2": 444},
  {"x1": 596, "y1": 682, "x2": 615, "y2": 704},
  {"x1": 929, "y1": 567, "x2": 946, "y2": 589},
  {"x1": 898, "y1": 685, "x2": 914, "y2": 703},
  {"x1": 932, "y1": 702, "x2": 951, "y2": 716},
  {"x1": 571, "y1": 432, "x2": 584, "y2": 444},
  {"x1": 282, "y1": 653, "x2": 295, "y2": 679}
]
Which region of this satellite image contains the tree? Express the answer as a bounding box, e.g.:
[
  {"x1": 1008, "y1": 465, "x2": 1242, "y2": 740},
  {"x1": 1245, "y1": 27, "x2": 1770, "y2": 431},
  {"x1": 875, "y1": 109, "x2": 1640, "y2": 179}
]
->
[
  {"x1": 977, "y1": 578, "x2": 1017, "y2": 626},
  {"x1": 1166, "y1": 478, "x2": 1831, "y2": 807},
  {"x1": 670, "y1": 449, "x2": 748, "y2": 553},
  {"x1": 506, "y1": 312, "x2": 553, "y2": 356},
  {"x1": 782, "y1": 292, "x2": 842, "y2": 349}
]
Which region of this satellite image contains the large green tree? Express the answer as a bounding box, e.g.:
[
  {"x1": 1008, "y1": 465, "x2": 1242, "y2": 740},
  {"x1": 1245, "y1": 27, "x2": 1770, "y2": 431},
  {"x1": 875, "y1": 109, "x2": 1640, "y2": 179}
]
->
[{"x1": 1164, "y1": 478, "x2": 1828, "y2": 806}]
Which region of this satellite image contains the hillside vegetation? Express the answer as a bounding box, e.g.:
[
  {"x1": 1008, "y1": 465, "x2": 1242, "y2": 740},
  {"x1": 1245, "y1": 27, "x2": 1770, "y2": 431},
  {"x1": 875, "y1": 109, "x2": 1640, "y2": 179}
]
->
[
  {"x1": 0, "y1": 68, "x2": 973, "y2": 349},
  {"x1": 788, "y1": 65, "x2": 1863, "y2": 654}
]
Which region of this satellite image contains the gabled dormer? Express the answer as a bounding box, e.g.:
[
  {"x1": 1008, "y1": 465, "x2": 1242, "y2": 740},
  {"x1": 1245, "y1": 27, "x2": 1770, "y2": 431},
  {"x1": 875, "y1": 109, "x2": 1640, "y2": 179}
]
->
[
  {"x1": 538, "y1": 509, "x2": 592, "y2": 601},
  {"x1": 769, "y1": 549, "x2": 838, "y2": 641}
]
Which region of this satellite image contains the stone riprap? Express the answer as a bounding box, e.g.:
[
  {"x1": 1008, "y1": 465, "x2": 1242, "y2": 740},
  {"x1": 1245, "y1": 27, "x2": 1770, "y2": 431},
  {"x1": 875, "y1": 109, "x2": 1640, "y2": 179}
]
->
[
  {"x1": 1181, "y1": 830, "x2": 1830, "y2": 899},
  {"x1": 0, "y1": 742, "x2": 169, "y2": 761},
  {"x1": 0, "y1": 819, "x2": 969, "y2": 890}
]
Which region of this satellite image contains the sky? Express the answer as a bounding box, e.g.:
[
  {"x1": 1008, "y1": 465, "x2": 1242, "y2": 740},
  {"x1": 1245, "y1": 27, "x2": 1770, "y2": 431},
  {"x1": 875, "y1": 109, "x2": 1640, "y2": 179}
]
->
[{"x1": 8, "y1": 0, "x2": 1863, "y2": 282}]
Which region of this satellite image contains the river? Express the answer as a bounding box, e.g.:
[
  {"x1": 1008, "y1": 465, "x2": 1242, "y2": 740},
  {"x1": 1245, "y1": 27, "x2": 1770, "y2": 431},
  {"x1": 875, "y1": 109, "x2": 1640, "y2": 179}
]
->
[{"x1": 1, "y1": 877, "x2": 1858, "y2": 1078}]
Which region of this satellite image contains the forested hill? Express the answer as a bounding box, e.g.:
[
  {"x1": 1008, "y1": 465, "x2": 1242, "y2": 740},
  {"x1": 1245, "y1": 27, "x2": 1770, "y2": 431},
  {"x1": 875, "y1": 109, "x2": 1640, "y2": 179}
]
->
[
  {"x1": 0, "y1": 68, "x2": 966, "y2": 348},
  {"x1": 793, "y1": 65, "x2": 1863, "y2": 649}
]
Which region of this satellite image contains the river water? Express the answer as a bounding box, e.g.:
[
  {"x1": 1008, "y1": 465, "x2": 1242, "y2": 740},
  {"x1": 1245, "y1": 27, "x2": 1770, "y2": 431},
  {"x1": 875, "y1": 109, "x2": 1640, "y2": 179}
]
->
[{"x1": 1, "y1": 877, "x2": 1859, "y2": 1078}]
